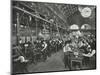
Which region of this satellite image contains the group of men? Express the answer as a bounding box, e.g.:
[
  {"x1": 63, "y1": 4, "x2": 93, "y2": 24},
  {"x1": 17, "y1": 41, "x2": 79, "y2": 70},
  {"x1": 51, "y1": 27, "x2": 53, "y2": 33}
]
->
[
  {"x1": 63, "y1": 33, "x2": 96, "y2": 70},
  {"x1": 12, "y1": 31, "x2": 96, "y2": 73},
  {"x1": 12, "y1": 37, "x2": 64, "y2": 73}
]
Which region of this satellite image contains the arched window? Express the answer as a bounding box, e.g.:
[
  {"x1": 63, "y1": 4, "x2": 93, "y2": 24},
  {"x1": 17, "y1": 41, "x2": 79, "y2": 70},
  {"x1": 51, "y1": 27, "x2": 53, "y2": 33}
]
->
[
  {"x1": 81, "y1": 24, "x2": 91, "y2": 29},
  {"x1": 70, "y1": 24, "x2": 79, "y2": 30}
]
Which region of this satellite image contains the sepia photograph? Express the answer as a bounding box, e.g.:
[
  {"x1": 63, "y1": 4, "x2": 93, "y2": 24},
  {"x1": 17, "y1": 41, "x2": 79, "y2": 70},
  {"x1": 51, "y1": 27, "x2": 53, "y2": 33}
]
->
[{"x1": 11, "y1": 0, "x2": 96, "y2": 74}]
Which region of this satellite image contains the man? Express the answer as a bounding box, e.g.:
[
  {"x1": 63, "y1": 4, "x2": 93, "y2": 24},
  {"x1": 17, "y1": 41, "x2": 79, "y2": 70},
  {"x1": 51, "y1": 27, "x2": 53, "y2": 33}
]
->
[
  {"x1": 41, "y1": 41, "x2": 48, "y2": 61},
  {"x1": 63, "y1": 41, "x2": 72, "y2": 68}
]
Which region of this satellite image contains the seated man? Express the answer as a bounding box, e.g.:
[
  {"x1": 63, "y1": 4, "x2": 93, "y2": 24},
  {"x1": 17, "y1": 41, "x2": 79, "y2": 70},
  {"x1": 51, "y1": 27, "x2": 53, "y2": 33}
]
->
[
  {"x1": 41, "y1": 41, "x2": 47, "y2": 52},
  {"x1": 82, "y1": 48, "x2": 95, "y2": 57},
  {"x1": 13, "y1": 55, "x2": 29, "y2": 73},
  {"x1": 82, "y1": 46, "x2": 96, "y2": 68}
]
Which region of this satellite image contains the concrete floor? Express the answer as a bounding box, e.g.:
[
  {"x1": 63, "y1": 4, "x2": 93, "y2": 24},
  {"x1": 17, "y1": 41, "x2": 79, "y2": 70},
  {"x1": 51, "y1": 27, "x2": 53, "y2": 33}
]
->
[
  {"x1": 26, "y1": 50, "x2": 95, "y2": 73},
  {"x1": 27, "y1": 50, "x2": 68, "y2": 73}
]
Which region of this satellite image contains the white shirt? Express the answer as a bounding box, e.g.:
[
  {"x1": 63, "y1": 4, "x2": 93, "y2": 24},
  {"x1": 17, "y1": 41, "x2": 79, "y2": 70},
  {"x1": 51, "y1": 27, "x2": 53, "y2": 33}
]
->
[
  {"x1": 41, "y1": 42, "x2": 47, "y2": 51},
  {"x1": 63, "y1": 44, "x2": 72, "y2": 52}
]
